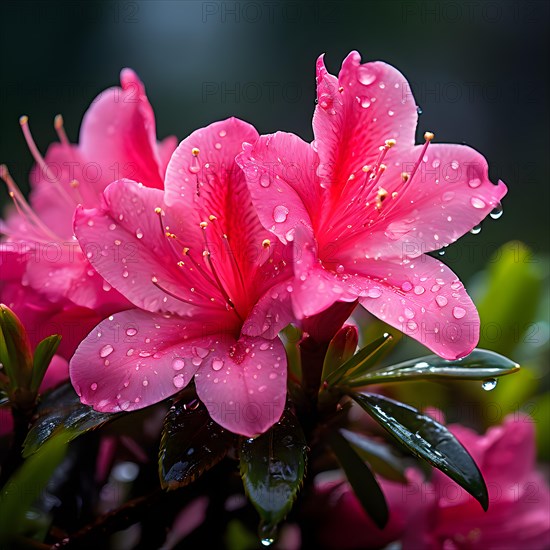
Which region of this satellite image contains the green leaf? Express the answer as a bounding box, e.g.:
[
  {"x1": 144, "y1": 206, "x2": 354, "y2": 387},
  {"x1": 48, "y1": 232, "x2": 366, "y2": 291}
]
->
[
  {"x1": 23, "y1": 382, "x2": 116, "y2": 457},
  {"x1": 325, "y1": 333, "x2": 393, "y2": 386},
  {"x1": 320, "y1": 326, "x2": 359, "y2": 383},
  {"x1": 280, "y1": 324, "x2": 303, "y2": 382},
  {"x1": 339, "y1": 429, "x2": 407, "y2": 483},
  {"x1": 159, "y1": 395, "x2": 234, "y2": 490},
  {"x1": 326, "y1": 429, "x2": 389, "y2": 529},
  {"x1": 0, "y1": 304, "x2": 33, "y2": 390},
  {"x1": 352, "y1": 393, "x2": 488, "y2": 510},
  {"x1": 475, "y1": 242, "x2": 542, "y2": 357},
  {"x1": 240, "y1": 408, "x2": 306, "y2": 528},
  {"x1": 0, "y1": 433, "x2": 68, "y2": 543},
  {"x1": 30, "y1": 334, "x2": 62, "y2": 393},
  {"x1": 345, "y1": 348, "x2": 519, "y2": 387}
]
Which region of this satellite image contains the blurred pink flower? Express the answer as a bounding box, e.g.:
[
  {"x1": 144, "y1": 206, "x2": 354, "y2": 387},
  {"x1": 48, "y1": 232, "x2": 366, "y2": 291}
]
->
[
  {"x1": 0, "y1": 69, "x2": 176, "y2": 357},
  {"x1": 0, "y1": 355, "x2": 68, "y2": 438},
  {"x1": 314, "y1": 468, "x2": 425, "y2": 550},
  {"x1": 70, "y1": 118, "x2": 293, "y2": 437},
  {"x1": 404, "y1": 414, "x2": 550, "y2": 550},
  {"x1": 237, "y1": 51, "x2": 507, "y2": 359}
]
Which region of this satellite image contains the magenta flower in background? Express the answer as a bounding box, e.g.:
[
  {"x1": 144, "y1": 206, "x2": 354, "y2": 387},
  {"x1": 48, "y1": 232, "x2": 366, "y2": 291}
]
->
[
  {"x1": 70, "y1": 118, "x2": 293, "y2": 437},
  {"x1": 314, "y1": 469, "x2": 425, "y2": 550},
  {"x1": 404, "y1": 414, "x2": 550, "y2": 550},
  {"x1": 0, "y1": 69, "x2": 176, "y2": 356},
  {"x1": 237, "y1": 51, "x2": 507, "y2": 359}
]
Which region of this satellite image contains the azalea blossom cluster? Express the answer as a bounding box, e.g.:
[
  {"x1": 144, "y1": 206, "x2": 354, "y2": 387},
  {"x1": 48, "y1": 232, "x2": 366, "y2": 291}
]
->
[{"x1": 1, "y1": 52, "x2": 506, "y2": 439}]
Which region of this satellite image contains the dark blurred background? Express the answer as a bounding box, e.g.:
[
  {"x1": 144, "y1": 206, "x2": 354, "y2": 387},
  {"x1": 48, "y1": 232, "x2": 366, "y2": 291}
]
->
[{"x1": 1, "y1": 0, "x2": 549, "y2": 278}]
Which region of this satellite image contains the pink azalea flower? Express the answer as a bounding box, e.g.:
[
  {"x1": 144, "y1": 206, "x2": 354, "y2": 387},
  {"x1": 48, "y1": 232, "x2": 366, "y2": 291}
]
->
[
  {"x1": 0, "y1": 69, "x2": 176, "y2": 356},
  {"x1": 70, "y1": 118, "x2": 293, "y2": 437},
  {"x1": 404, "y1": 414, "x2": 550, "y2": 549},
  {"x1": 313, "y1": 468, "x2": 425, "y2": 550},
  {"x1": 237, "y1": 51, "x2": 507, "y2": 359}
]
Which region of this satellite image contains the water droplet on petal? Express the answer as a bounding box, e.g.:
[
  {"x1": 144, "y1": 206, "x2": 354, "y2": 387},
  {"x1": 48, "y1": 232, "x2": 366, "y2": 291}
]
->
[
  {"x1": 126, "y1": 328, "x2": 137, "y2": 337},
  {"x1": 482, "y1": 378, "x2": 497, "y2": 391},
  {"x1": 414, "y1": 285, "x2": 425, "y2": 295},
  {"x1": 401, "y1": 281, "x2": 413, "y2": 292},
  {"x1": 100, "y1": 344, "x2": 114, "y2": 358},
  {"x1": 367, "y1": 287, "x2": 382, "y2": 298},
  {"x1": 173, "y1": 374, "x2": 185, "y2": 388},
  {"x1": 212, "y1": 359, "x2": 224, "y2": 371},
  {"x1": 435, "y1": 295, "x2": 448, "y2": 307},
  {"x1": 404, "y1": 307, "x2": 415, "y2": 319},
  {"x1": 468, "y1": 178, "x2": 482, "y2": 188},
  {"x1": 135, "y1": 228, "x2": 143, "y2": 239},
  {"x1": 273, "y1": 205, "x2": 289, "y2": 223},
  {"x1": 470, "y1": 197, "x2": 486, "y2": 209},
  {"x1": 453, "y1": 306, "x2": 466, "y2": 319},
  {"x1": 357, "y1": 66, "x2": 376, "y2": 86},
  {"x1": 172, "y1": 358, "x2": 185, "y2": 371},
  {"x1": 189, "y1": 156, "x2": 200, "y2": 174},
  {"x1": 260, "y1": 172, "x2": 271, "y2": 188},
  {"x1": 90, "y1": 383, "x2": 98, "y2": 391}
]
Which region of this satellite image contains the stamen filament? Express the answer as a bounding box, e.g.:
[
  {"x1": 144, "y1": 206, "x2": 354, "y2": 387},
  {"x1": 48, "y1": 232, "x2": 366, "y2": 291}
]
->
[
  {"x1": 54, "y1": 114, "x2": 70, "y2": 146},
  {"x1": 0, "y1": 164, "x2": 61, "y2": 241},
  {"x1": 19, "y1": 116, "x2": 75, "y2": 206}
]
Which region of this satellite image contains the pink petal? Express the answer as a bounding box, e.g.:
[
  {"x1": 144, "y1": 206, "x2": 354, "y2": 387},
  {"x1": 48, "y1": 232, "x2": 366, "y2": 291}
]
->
[
  {"x1": 312, "y1": 51, "x2": 418, "y2": 192},
  {"x1": 290, "y1": 229, "x2": 358, "y2": 318},
  {"x1": 316, "y1": 468, "x2": 425, "y2": 550},
  {"x1": 28, "y1": 144, "x2": 93, "y2": 238},
  {"x1": 358, "y1": 255, "x2": 479, "y2": 359},
  {"x1": 242, "y1": 279, "x2": 294, "y2": 339},
  {"x1": 70, "y1": 309, "x2": 219, "y2": 413},
  {"x1": 194, "y1": 335, "x2": 287, "y2": 436},
  {"x1": 165, "y1": 118, "x2": 277, "y2": 303},
  {"x1": 74, "y1": 179, "x2": 232, "y2": 320},
  {"x1": 79, "y1": 69, "x2": 171, "y2": 190},
  {"x1": 237, "y1": 131, "x2": 320, "y2": 243},
  {"x1": 356, "y1": 143, "x2": 508, "y2": 260}
]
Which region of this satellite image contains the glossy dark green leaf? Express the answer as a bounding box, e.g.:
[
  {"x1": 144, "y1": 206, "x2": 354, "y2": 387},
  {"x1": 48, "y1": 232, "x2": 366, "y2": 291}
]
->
[
  {"x1": 320, "y1": 326, "x2": 359, "y2": 383},
  {"x1": 326, "y1": 429, "x2": 389, "y2": 528},
  {"x1": 23, "y1": 382, "x2": 116, "y2": 457},
  {"x1": 30, "y1": 334, "x2": 62, "y2": 393},
  {"x1": 0, "y1": 433, "x2": 68, "y2": 542},
  {"x1": 159, "y1": 395, "x2": 234, "y2": 490},
  {"x1": 240, "y1": 408, "x2": 306, "y2": 527},
  {"x1": 325, "y1": 333, "x2": 393, "y2": 386},
  {"x1": 352, "y1": 393, "x2": 488, "y2": 510},
  {"x1": 340, "y1": 428, "x2": 407, "y2": 483},
  {"x1": 346, "y1": 349, "x2": 519, "y2": 387}
]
